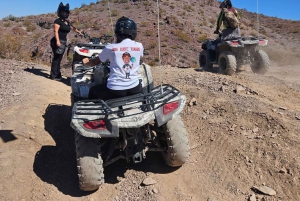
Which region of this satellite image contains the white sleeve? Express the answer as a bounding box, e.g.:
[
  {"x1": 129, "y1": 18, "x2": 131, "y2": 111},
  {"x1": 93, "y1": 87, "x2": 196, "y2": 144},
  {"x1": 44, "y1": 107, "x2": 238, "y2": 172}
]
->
[{"x1": 99, "y1": 47, "x2": 110, "y2": 62}]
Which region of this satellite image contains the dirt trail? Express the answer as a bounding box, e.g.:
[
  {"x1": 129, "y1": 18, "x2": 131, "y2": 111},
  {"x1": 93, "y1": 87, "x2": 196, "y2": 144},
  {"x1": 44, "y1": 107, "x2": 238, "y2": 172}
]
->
[{"x1": 0, "y1": 62, "x2": 300, "y2": 201}]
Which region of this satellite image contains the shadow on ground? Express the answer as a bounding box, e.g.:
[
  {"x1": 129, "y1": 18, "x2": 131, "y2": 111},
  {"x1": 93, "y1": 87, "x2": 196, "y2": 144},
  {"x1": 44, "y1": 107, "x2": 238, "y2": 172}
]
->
[
  {"x1": 0, "y1": 130, "x2": 17, "y2": 143},
  {"x1": 24, "y1": 68, "x2": 71, "y2": 86},
  {"x1": 33, "y1": 103, "x2": 179, "y2": 196}
]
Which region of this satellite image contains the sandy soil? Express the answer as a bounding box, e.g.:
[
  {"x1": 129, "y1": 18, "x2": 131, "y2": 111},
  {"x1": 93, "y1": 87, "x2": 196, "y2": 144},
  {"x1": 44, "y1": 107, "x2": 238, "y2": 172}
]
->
[{"x1": 0, "y1": 60, "x2": 299, "y2": 201}]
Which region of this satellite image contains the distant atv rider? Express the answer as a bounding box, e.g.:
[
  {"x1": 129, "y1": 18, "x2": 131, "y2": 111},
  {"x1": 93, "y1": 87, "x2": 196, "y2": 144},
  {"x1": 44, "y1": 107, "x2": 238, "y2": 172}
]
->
[{"x1": 214, "y1": 0, "x2": 240, "y2": 42}]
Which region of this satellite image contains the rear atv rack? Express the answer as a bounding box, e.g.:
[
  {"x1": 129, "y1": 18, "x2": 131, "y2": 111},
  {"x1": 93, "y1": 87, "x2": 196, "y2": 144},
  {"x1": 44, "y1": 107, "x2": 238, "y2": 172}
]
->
[{"x1": 73, "y1": 84, "x2": 181, "y2": 117}]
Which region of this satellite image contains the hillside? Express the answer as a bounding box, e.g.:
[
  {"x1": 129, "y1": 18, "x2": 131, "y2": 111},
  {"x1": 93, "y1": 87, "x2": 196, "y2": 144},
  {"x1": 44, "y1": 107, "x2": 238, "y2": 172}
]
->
[{"x1": 0, "y1": 0, "x2": 300, "y2": 68}]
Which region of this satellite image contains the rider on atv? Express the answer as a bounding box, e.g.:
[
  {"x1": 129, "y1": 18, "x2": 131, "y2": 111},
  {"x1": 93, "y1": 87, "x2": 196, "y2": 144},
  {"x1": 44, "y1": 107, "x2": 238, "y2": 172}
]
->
[
  {"x1": 214, "y1": 0, "x2": 241, "y2": 43},
  {"x1": 82, "y1": 16, "x2": 144, "y2": 101}
]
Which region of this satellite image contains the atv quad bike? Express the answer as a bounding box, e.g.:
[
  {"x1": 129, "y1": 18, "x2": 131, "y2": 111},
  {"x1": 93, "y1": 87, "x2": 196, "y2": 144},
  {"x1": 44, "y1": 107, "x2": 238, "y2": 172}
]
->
[
  {"x1": 199, "y1": 35, "x2": 270, "y2": 75},
  {"x1": 72, "y1": 33, "x2": 112, "y2": 72},
  {"x1": 70, "y1": 62, "x2": 190, "y2": 191}
]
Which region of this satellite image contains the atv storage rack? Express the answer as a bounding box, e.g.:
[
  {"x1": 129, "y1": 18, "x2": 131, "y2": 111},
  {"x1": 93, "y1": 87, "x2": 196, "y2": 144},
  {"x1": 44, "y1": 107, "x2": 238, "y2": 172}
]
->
[{"x1": 71, "y1": 84, "x2": 186, "y2": 138}]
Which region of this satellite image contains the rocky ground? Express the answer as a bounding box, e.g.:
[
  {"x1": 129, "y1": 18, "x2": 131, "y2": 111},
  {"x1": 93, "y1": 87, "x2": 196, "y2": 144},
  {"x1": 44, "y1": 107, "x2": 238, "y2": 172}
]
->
[{"x1": 0, "y1": 59, "x2": 300, "y2": 201}]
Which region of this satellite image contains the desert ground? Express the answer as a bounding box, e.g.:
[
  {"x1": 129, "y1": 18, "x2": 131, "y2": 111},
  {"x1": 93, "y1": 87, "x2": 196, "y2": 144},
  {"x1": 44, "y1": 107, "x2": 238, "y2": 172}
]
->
[{"x1": 0, "y1": 59, "x2": 299, "y2": 201}]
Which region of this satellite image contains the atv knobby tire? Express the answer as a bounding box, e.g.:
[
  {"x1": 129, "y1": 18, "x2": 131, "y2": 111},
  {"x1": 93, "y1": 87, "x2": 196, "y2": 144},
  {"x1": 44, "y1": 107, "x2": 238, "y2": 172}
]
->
[
  {"x1": 161, "y1": 116, "x2": 190, "y2": 167},
  {"x1": 199, "y1": 50, "x2": 213, "y2": 71},
  {"x1": 218, "y1": 51, "x2": 237, "y2": 76},
  {"x1": 75, "y1": 132, "x2": 104, "y2": 191},
  {"x1": 250, "y1": 50, "x2": 270, "y2": 75}
]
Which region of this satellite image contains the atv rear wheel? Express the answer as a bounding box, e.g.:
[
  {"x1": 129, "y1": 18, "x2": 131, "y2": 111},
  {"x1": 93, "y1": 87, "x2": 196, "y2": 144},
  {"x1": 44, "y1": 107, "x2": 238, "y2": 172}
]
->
[
  {"x1": 250, "y1": 50, "x2": 270, "y2": 75},
  {"x1": 199, "y1": 50, "x2": 213, "y2": 71},
  {"x1": 161, "y1": 116, "x2": 190, "y2": 167},
  {"x1": 218, "y1": 51, "x2": 237, "y2": 76},
  {"x1": 75, "y1": 132, "x2": 104, "y2": 191}
]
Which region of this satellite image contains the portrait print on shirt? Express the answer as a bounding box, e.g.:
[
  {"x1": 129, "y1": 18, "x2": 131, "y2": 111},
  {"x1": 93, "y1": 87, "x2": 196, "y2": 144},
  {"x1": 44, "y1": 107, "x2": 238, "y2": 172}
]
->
[{"x1": 122, "y1": 52, "x2": 136, "y2": 79}]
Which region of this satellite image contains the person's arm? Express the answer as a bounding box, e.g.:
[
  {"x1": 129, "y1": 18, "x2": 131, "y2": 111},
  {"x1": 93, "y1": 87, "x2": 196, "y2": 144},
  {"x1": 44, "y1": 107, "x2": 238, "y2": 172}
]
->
[
  {"x1": 82, "y1": 57, "x2": 101, "y2": 66},
  {"x1": 215, "y1": 10, "x2": 224, "y2": 33},
  {"x1": 53, "y1": 24, "x2": 60, "y2": 47},
  {"x1": 70, "y1": 25, "x2": 83, "y2": 36}
]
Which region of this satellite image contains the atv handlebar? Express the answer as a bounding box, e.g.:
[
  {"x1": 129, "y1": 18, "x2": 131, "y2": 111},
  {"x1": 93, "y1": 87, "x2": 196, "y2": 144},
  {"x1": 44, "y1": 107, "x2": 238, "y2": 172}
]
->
[{"x1": 81, "y1": 32, "x2": 113, "y2": 44}]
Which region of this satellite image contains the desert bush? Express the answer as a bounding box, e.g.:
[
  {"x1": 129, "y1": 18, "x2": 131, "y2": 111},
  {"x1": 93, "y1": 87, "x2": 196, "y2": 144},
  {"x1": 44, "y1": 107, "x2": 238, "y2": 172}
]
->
[
  {"x1": 140, "y1": 21, "x2": 149, "y2": 27},
  {"x1": 3, "y1": 22, "x2": 12, "y2": 27},
  {"x1": 163, "y1": 51, "x2": 170, "y2": 55},
  {"x1": 23, "y1": 20, "x2": 36, "y2": 32},
  {"x1": 183, "y1": 5, "x2": 194, "y2": 12},
  {"x1": 4, "y1": 14, "x2": 19, "y2": 22},
  {"x1": 144, "y1": 30, "x2": 154, "y2": 37},
  {"x1": 148, "y1": 60, "x2": 157, "y2": 66},
  {"x1": 197, "y1": 34, "x2": 207, "y2": 43},
  {"x1": 143, "y1": 1, "x2": 152, "y2": 6},
  {"x1": 147, "y1": 41, "x2": 157, "y2": 49},
  {"x1": 12, "y1": 27, "x2": 27, "y2": 36},
  {"x1": 0, "y1": 34, "x2": 23, "y2": 59},
  {"x1": 209, "y1": 18, "x2": 216, "y2": 25},
  {"x1": 111, "y1": 10, "x2": 119, "y2": 17},
  {"x1": 171, "y1": 44, "x2": 178, "y2": 49},
  {"x1": 81, "y1": 3, "x2": 88, "y2": 8},
  {"x1": 175, "y1": 30, "x2": 191, "y2": 42}
]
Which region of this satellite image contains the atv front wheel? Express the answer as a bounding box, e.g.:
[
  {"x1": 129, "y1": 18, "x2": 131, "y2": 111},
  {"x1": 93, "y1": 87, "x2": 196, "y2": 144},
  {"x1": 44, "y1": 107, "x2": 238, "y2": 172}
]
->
[
  {"x1": 199, "y1": 50, "x2": 213, "y2": 71},
  {"x1": 250, "y1": 50, "x2": 270, "y2": 75},
  {"x1": 161, "y1": 116, "x2": 190, "y2": 167},
  {"x1": 218, "y1": 51, "x2": 237, "y2": 76},
  {"x1": 75, "y1": 132, "x2": 104, "y2": 191}
]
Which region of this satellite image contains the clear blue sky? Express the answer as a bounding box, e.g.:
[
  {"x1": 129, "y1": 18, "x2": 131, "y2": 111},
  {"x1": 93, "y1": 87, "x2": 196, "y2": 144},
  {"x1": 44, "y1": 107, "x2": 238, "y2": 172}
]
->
[{"x1": 0, "y1": 0, "x2": 299, "y2": 21}]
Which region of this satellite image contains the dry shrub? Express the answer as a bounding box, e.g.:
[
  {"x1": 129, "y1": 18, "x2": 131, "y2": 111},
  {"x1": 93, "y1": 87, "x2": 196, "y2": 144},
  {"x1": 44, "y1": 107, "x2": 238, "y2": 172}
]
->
[
  {"x1": 174, "y1": 30, "x2": 190, "y2": 42},
  {"x1": 0, "y1": 34, "x2": 24, "y2": 59}
]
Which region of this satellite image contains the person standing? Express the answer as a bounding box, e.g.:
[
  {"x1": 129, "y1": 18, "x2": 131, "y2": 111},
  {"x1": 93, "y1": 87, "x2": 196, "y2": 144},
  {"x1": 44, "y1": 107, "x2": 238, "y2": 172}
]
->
[{"x1": 50, "y1": 2, "x2": 83, "y2": 81}]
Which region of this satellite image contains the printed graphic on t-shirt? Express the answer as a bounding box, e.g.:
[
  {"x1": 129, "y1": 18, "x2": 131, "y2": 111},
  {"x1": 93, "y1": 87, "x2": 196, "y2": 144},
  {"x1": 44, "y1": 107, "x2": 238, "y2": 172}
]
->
[{"x1": 122, "y1": 52, "x2": 136, "y2": 79}]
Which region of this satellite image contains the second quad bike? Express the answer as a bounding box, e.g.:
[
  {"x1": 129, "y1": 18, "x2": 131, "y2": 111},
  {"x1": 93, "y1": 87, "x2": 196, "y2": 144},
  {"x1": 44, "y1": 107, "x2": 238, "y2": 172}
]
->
[
  {"x1": 70, "y1": 62, "x2": 190, "y2": 191},
  {"x1": 199, "y1": 34, "x2": 270, "y2": 75},
  {"x1": 72, "y1": 32, "x2": 113, "y2": 72}
]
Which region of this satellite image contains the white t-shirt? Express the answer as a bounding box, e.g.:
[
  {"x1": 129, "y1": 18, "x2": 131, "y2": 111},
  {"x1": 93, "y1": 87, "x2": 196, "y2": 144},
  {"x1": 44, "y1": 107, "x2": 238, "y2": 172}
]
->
[{"x1": 99, "y1": 39, "x2": 144, "y2": 90}]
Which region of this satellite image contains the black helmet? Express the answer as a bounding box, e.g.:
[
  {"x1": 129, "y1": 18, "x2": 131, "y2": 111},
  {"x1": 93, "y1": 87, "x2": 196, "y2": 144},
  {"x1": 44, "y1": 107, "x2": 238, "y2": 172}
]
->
[
  {"x1": 57, "y1": 2, "x2": 70, "y2": 19},
  {"x1": 114, "y1": 16, "x2": 137, "y2": 41},
  {"x1": 219, "y1": 0, "x2": 232, "y2": 8}
]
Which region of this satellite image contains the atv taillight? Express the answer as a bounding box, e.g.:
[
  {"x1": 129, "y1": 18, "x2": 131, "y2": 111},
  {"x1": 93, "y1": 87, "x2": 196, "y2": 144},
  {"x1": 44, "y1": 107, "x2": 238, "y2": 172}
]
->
[
  {"x1": 259, "y1": 40, "x2": 267, "y2": 45},
  {"x1": 163, "y1": 101, "x2": 179, "y2": 115},
  {"x1": 83, "y1": 120, "x2": 106, "y2": 130},
  {"x1": 230, "y1": 41, "x2": 239, "y2": 46},
  {"x1": 79, "y1": 48, "x2": 89, "y2": 53}
]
